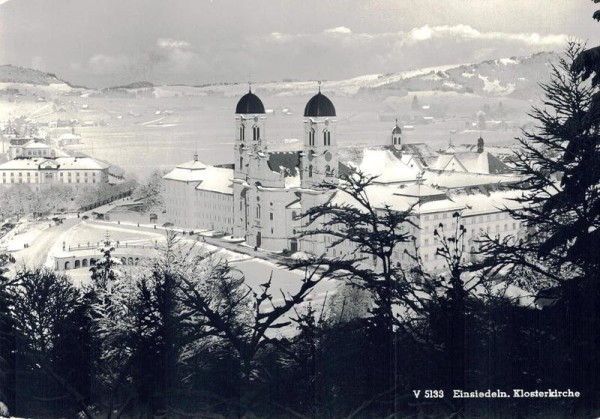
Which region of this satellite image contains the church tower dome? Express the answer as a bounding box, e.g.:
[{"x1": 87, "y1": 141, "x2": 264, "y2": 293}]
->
[
  {"x1": 301, "y1": 84, "x2": 338, "y2": 190},
  {"x1": 304, "y1": 88, "x2": 336, "y2": 118},
  {"x1": 235, "y1": 88, "x2": 265, "y2": 114},
  {"x1": 234, "y1": 85, "x2": 268, "y2": 181}
]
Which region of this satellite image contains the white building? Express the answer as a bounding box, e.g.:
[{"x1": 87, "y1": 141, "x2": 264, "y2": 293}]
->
[
  {"x1": 164, "y1": 88, "x2": 526, "y2": 271},
  {"x1": 0, "y1": 156, "x2": 110, "y2": 190},
  {"x1": 163, "y1": 157, "x2": 234, "y2": 232},
  {"x1": 8, "y1": 139, "x2": 58, "y2": 159},
  {"x1": 58, "y1": 132, "x2": 81, "y2": 146}
]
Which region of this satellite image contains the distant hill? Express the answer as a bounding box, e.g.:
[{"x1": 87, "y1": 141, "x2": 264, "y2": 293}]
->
[
  {"x1": 359, "y1": 51, "x2": 558, "y2": 99},
  {"x1": 147, "y1": 50, "x2": 557, "y2": 99},
  {"x1": 0, "y1": 64, "x2": 71, "y2": 86},
  {"x1": 0, "y1": 51, "x2": 559, "y2": 99}
]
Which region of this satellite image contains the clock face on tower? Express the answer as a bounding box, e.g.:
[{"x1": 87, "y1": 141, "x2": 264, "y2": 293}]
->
[{"x1": 324, "y1": 151, "x2": 332, "y2": 162}]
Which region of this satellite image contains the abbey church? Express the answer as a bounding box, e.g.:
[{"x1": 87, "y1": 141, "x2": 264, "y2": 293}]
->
[{"x1": 164, "y1": 88, "x2": 524, "y2": 272}]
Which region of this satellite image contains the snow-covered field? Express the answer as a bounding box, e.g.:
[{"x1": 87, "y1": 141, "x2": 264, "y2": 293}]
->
[{"x1": 1, "y1": 78, "x2": 532, "y2": 179}]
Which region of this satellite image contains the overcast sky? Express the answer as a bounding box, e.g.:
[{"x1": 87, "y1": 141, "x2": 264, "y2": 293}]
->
[{"x1": 0, "y1": 0, "x2": 597, "y2": 87}]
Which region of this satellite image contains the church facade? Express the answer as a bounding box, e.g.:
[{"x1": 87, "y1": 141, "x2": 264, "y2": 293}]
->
[{"x1": 164, "y1": 88, "x2": 526, "y2": 271}]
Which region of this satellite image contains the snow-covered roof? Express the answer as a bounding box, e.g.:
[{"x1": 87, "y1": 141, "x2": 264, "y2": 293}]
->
[
  {"x1": 393, "y1": 183, "x2": 446, "y2": 198},
  {"x1": 0, "y1": 157, "x2": 108, "y2": 171},
  {"x1": 457, "y1": 189, "x2": 525, "y2": 216},
  {"x1": 195, "y1": 166, "x2": 233, "y2": 194},
  {"x1": 163, "y1": 160, "x2": 233, "y2": 195},
  {"x1": 284, "y1": 172, "x2": 301, "y2": 188},
  {"x1": 400, "y1": 143, "x2": 439, "y2": 161},
  {"x1": 57, "y1": 157, "x2": 109, "y2": 170},
  {"x1": 356, "y1": 148, "x2": 419, "y2": 184},
  {"x1": 163, "y1": 160, "x2": 211, "y2": 182},
  {"x1": 23, "y1": 141, "x2": 50, "y2": 149},
  {"x1": 330, "y1": 182, "x2": 462, "y2": 215},
  {"x1": 430, "y1": 151, "x2": 511, "y2": 174},
  {"x1": 331, "y1": 179, "x2": 526, "y2": 220},
  {"x1": 424, "y1": 170, "x2": 521, "y2": 189}
]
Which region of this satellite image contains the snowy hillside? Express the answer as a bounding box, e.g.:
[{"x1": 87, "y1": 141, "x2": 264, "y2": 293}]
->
[
  {"x1": 359, "y1": 51, "x2": 558, "y2": 98},
  {"x1": 0, "y1": 65, "x2": 83, "y2": 96},
  {"x1": 0, "y1": 64, "x2": 72, "y2": 86},
  {"x1": 0, "y1": 51, "x2": 558, "y2": 100},
  {"x1": 148, "y1": 51, "x2": 558, "y2": 99}
]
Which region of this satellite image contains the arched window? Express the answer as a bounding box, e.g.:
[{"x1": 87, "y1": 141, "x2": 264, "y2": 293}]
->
[
  {"x1": 323, "y1": 129, "x2": 331, "y2": 146},
  {"x1": 239, "y1": 124, "x2": 245, "y2": 141},
  {"x1": 309, "y1": 128, "x2": 315, "y2": 146},
  {"x1": 325, "y1": 165, "x2": 332, "y2": 177},
  {"x1": 253, "y1": 125, "x2": 260, "y2": 141},
  {"x1": 256, "y1": 204, "x2": 261, "y2": 219},
  {"x1": 308, "y1": 165, "x2": 313, "y2": 178},
  {"x1": 239, "y1": 156, "x2": 243, "y2": 170},
  {"x1": 291, "y1": 211, "x2": 297, "y2": 219}
]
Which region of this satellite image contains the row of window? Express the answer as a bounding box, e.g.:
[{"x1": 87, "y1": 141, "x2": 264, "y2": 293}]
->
[
  {"x1": 423, "y1": 212, "x2": 511, "y2": 223},
  {"x1": 1, "y1": 171, "x2": 98, "y2": 177},
  {"x1": 24, "y1": 150, "x2": 50, "y2": 156},
  {"x1": 308, "y1": 128, "x2": 332, "y2": 146},
  {"x1": 2, "y1": 178, "x2": 97, "y2": 184},
  {"x1": 239, "y1": 125, "x2": 261, "y2": 141}
]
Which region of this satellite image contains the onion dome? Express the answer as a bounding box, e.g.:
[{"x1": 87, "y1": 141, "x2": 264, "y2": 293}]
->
[
  {"x1": 235, "y1": 89, "x2": 265, "y2": 114},
  {"x1": 304, "y1": 91, "x2": 336, "y2": 118},
  {"x1": 392, "y1": 124, "x2": 402, "y2": 135}
]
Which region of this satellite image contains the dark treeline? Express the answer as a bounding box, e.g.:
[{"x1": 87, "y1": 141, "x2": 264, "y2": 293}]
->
[{"x1": 0, "y1": 42, "x2": 599, "y2": 418}]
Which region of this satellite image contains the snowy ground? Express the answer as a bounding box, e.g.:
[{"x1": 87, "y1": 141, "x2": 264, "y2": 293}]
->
[{"x1": 5, "y1": 215, "x2": 340, "y2": 321}]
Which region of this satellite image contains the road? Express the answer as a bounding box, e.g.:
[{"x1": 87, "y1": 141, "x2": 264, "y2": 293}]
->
[{"x1": 13, "y1": 218, "x2": 80, "y2": 268}]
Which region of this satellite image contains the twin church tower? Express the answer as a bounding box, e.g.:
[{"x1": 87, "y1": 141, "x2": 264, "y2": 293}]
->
[
  {"x1": 233, "y1": 85, "x2": 340, "y2": 189},
  {"x1": 230, "y1": 85, "x2": 402, "y2": 253}
]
